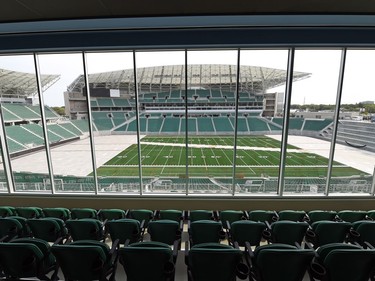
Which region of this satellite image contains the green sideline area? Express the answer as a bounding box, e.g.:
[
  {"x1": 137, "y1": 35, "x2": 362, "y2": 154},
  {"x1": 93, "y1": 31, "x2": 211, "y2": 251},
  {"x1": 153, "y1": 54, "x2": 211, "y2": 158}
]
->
[{"x1": 96, "y1": 136, "x2": 362, "y2": 178}]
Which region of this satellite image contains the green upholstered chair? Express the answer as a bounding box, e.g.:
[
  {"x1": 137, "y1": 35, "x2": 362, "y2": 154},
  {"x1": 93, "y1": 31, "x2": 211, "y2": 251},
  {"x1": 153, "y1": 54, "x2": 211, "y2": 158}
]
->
[
  {"x1": 337, "y1": 210, "x2": 367, "y2": 223},
  {"x1": 248, "y1": 243, "x2": 315, "y2": 281},
  {"x1": 228, "y1": 220, "x2": 266, "y2": 247},
  {"x1": 128, "y1": 209, "x2": 154, "y2": 228},
  {"x1": 367, "y1": 210, "x2": 375, "y2": 220},
  {"x1": 277, "y1": 210, "x2": 307, "y2": 222},
  {"x1": 188, "y1": 210, "x2": 214, "y2": 222},
  {"x1": 52, "y1": 239, "x2": 119, "y2": 281},
  {"x1": 307, "y1": 210, "x2": 337, "y2": 223},
  {"x1": 306, "y1": 221, "x2": 352, "y2": 248},
  {"x1": 43, "y1": 207, "x2": 71, "y2": 221},
  {"x1": 311, "y1": 243, "x2": 375, "y2": 281},
  {"x1": 267, "y1": 221, "x2": 309, "y2": 246},
  {"x1": 8, "y1": 215, "x2": 31, "y2": 237},
  {"x1": 119, "y1": 241, "x2": 177, "y2": 281},
  {"x1": 148, "y1": 219, "x2": 182, "y2": 246},
  {"x1": 186, "y1": 242, "x2": 248, "y2": 281},
  {"x1": 98, "y1": 208, "x2": 127, "y2": 221},
  {"x1": 66, "y1": 218, "x2": 105, "y2": 241},
  {"x1": 0, "y1": 217, "x2": 24, "y2": 241},
  {"x1": 15, "y1": 207, "x2": 44, "y2": 219},
  {"x1": 158, "y1": 209, "x2": 184, "y2": 222},
  {"x1": 218, "y1": 210, "x2": 245, "y2": 229},
  {"x1": 189, "y1": 220, "x2": 225, "y2": 245},
  {"x1": 107, "y1": 218, "x2": 142, "y2": 245},
  {"x1": 27, "y1": 218, "x2": 68, "y2": 242},
  {"x1": 71, "y1": 207, "x2": 98, "y2": 219},
  {"x1": 0, "y1": 206, "x2": 16, "y2": 217},
  {"x1": 0, "y1": 237, "x2": 58, "y2": 280},
  {"x1": 351, "y1": 220, "x2": 375, "y2": 247},
  {"x1": 247, "y1": 210, "x2": 277, "y2": 224}
]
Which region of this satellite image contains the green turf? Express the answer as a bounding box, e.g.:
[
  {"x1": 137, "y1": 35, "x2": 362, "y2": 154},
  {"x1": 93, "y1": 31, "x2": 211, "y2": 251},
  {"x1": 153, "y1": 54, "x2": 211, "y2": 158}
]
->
[{"x1": 97, "y1": 135, "x2": 364, "y2": 178}]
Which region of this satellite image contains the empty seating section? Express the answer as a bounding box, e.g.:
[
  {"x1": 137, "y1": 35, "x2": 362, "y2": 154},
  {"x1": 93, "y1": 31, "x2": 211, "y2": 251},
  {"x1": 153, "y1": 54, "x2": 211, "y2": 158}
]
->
[
  {"x1": 47, "y1": 124, "x2": 77, "y2": 139},
  {"x1": 197, "y1": 118, "x2": 215, "y2": 132},
  {"x1": 248, "y1": 117, "x2": 270, "y2": 131},
  {"x1": 59, "y1": 122, "x2": 84, "y2": 135},
  {"x1": 0, "y1": 206, "x2": 374, "y2": 281},
  {"x1": 96, "y1": 98, "x2": 114, "y2": 107},
  {"x1": 161, "y1": 117, "x2": 180, "y2": 132},
  {"x1": 235, "y1": 117, "x2": 249, "y2": 132},
  {"x1": 3, "y1": 104, "x2": 40, "y2": 120},
  {"x1": 5, "y1": 126, "x2": 44, "y2": 147},
  {"x1": 112, "y1": 98, "x2": 131, "y2": 107},
  {"x1": 213, "y1": 117, "x2": 233, "y2": 132},
  {"x1": 147, "y1": 118, "x2": 163, "y2": 132},
  {"x1": 70, "y1": 120, "x2": 89, "y2": 132},
  {"x1": 24, "y1": 123, "x2": 62, "y2": 143},
  {"x1": 303, "y1": 119, "x2": 333, "y2": 131},
  {"x1": 6, "y1": 139, "x2": 27, "y2": 153}
]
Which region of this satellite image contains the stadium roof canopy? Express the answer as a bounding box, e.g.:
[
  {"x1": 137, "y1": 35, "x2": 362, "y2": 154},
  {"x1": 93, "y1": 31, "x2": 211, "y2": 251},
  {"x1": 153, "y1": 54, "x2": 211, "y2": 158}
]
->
[
  {"x1": 68, "y1": 64, "x2": 310, "y2": 94},
  {"x1": 0, "y1": 68, "x2": 60, "y2": 97}
]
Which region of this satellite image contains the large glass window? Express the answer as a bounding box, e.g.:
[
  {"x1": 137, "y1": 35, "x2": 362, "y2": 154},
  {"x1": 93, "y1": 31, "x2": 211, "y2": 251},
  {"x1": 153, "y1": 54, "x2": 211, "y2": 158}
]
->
[
  {"x1": 235, "y1": 50, "x2": 288, "y2": 195},
  {"x1": 38, "y1": 53, "x2": 95, "y2": 193},
  {"x1": 0, "y1": 55, "x2": 51, "y2": 192},
  {"x1": 284, "y1": 50, "x2": 342, "y2": 195},
  {"x1": 135, "y1": 51, "x2": 186, "y2": 194},
  {"x1": 330, "y1": 49, "x2": 375, "y2": 194},
  {"x1": 86, "y1": 52, "x2": 140, "y2": 194}
]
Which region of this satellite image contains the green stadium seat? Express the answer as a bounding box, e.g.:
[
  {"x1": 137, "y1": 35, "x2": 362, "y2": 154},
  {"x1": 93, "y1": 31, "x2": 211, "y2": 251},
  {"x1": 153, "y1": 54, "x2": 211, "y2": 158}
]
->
[
  {"x1": 148, "y1": 219, "x2": 182, "y2": 246},
  {"x1": 307, "y1": 210, "x2": 337, "y2": 223},
  {"x1": 228, "y1": 220, "x2": 266, "y2": 247},
  {"x1": 27, "y1": 217, "x2": 68, "y2": 242},
  {"x1": 16, "y1": 206, "x2": 44, "y2": 219},
  {"x1": 305, "y1": 221, "x2": 352, "y2": 248},
  {"x1": 66, "y1": 218, "x2": 105, "y2": 241},
  {"x1": 0, "y1": 217, "x2": 24, "y2": 241},
  {"x1": 188, "y1": 210, "x2": 215, "y2": 222},
  {"x1": 52, "y1": 239, "x2": 119, "y2": 281},
  {"x1": 337, "y1": 210, "x2": 367, "y2": 222},
  {"x1": 98, "y1": 208, "x2": 127, "y2": 221},
  {"x1": 157, "y1": 209, "x2": 184, "y2": 222},
  {"x1": 107, "y1": 218, "x2": 143, "y2": 245},
  {"x1": 43, "y1": 207, "x2": 71, "y2": 221},
  {"x1": 0, "y1": 237, "x2": 58, "y2": 280},
  {"x1": 247, "y1": 210, "x2": 277, "y2": 224},
  {"x1": 351, "y1": 220, "x2": 375, "y2": 247},
  {"x1": 128, "y1": 209, "x2": 154, "y2": 228},
  {"x1": 266, "y1": 221, "x2": 309, "y2": 246},
  {"x1": 119, "y1": 241, "x2": 177, "y2": 281},
  {"x1": 189, "y1": 220, "x2": 225, "y2": 245},
  {"x1": 277, "y1": 210, "x2": 307, "y2": 222},
  {"x1": 71, "y1": 207, "x2": 98, "y2": 219},
  {"x1": 218, "y1": 210, "x2": 246, "y2": 229},
  {"x1": 0, "y1": 206, "x2": 16, "y2": 217}
]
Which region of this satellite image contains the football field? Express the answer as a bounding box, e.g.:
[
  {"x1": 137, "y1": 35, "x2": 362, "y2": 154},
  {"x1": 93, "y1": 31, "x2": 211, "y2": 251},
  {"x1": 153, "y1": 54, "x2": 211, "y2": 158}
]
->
[{"x1": 96, "y1": 136, "x2": 362, "y2": 178}]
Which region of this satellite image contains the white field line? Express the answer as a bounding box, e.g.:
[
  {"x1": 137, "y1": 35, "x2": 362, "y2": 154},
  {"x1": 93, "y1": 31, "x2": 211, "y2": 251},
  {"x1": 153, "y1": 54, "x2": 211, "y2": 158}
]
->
[{"x1": 140, "y1": 141, "x2": 303, "y2": 152}]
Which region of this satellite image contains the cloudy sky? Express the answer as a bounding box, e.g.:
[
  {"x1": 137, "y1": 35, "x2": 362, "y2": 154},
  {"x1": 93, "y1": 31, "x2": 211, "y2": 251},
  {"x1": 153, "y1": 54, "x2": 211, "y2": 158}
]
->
[{"x1": 0, "y1": 49, "x2": 374, "y2": 107}]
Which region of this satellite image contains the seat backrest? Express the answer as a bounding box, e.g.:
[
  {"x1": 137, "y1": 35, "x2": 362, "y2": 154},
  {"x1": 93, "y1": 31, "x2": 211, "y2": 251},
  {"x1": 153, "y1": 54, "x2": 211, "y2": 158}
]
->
[
  {"x1": 278, "y1": 210, "x2": 306, "y2": 222},
  {"x1": 43, "y1": 207, "x2": 71, "y2": 220},
  {"x1": 189, "y1": 210, "x2": 214, "y2": 222},
  {"x1": 367, "y1": 210, "x2": 375, "y2": 220},
  {"x1": 66, "y1": 218, "x2": 103, "y2": 241},
  {"x1": 15, "y1": 207, "x2": 43, "y2": 219},
  {"x1": 148, "y1": 220, "x2": 180, "y2": 245},
  {"x1": 311, "y1": 221, "x2": 351, "y2": 247},
  {"x1": 27, "y1": 218, "x2": 66, "y2": 242},
  {"x1": 98, "y1": 209, "x2": 126, "y2": 221},
  {"x1": 107, "y1": 218, "x2": 141, "y2": 244},
  {"x1": 0, "y1": 217, "x2": 23, "y2": 240},
  {"x1": 219, "y1": 210, "x2": 244, "y2": 228},
  {"x1": 337, "y1": 210, "x2": 367, "y2": 223},
  {"x1": 188, "y1": 243, "x2": 243, "y2": 281},
  {"x1": 52, "y1": 242, "x2": 109, "y2": 280},
  {"x1": 321, "y1": 246, "x2": 375, "y2": 281},
  {"x1": 307, "y1": 210, "x2": 337, "y2": 223},
  {"x1": 271, "y1": 221, "x2": 309, "y2": 245},
  {"x1": 159, "y1": 210, "x2": 183, "y2": 222},
  {"x1": 248, "y1": 210, "x2": 276, "y2": 224},
  {"x1": 71, "y1": 208, "x2": 97, "y2": 219},
  {"x1": 119, "y1": 241, "x2": 174, "y2": 281},
  {"x1": 189, "y1": 220, "x2": 223, "y2": 245},
  {"x1": 230, "y1": 220, "x2": 265, "y2": 247},
  {"x1": 0, "y1": 206, "x2": 16, "y2": 217},
  {"x1": 254, "y1": 247, "x2": 315, "y2": 281},
  {"x1": 352, "y1": 220, "x2": 375, "y2": 246},
  {"x1": 129, "y1": 209, "x2": 153, "y2": 227}
]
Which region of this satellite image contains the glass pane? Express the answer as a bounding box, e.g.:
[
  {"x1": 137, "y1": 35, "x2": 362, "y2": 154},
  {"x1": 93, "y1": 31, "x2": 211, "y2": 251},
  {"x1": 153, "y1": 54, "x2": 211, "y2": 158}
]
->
[
  {"x1": 186, "y1": 50, "x2": 237, "y2": 194},
  {"x1": 136, "y1": 51, "x2": 186, "y2": 194},
  {"x1": 235, "y1": 50, "x2": 288, "y2": 195},
  {"x1": 38, "y1": 53, "x2": 95, "y2": 193},
  {"x1": 86, "y1": 52, "x2": 140, "y2": 194},
  {"x1": 0, "y1": 54, "x2": 51, "y2": 192},
  {"x1": 284, "y1": 50, "x2": 341, "y2": 195},
  {"x1": 330, "y1": 50, "x2": 375, "y2": 194}
]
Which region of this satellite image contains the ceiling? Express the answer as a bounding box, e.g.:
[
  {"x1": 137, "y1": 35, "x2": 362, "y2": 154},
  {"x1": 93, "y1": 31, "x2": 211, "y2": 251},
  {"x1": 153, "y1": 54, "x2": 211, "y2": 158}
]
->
[{"x1": 2, "y1": 0, "x2": 375, "y2": 24}]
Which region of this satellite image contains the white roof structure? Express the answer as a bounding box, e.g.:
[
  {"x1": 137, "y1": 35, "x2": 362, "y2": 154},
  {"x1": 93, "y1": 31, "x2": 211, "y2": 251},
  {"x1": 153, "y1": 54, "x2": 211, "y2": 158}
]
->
[
  {"x1": 67, "y1": 64, "x2": 310, "y2": 94},
  {"x1": 0, "y1": 68, "x2": 60, "y2": 97}
]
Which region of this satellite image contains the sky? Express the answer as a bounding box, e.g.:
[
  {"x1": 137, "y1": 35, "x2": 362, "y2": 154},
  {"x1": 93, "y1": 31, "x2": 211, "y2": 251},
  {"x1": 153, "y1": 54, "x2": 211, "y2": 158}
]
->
[{"x1": 0, "y1": 49, "x2": 374, "y2": 107}]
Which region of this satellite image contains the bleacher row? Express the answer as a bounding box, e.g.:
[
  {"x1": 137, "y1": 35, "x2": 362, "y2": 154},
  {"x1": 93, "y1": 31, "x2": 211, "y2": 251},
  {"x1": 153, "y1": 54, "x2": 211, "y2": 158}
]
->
[
  {"x1": 92, "y1": 112, "x2": 333, "y2": 134},
  {"x1": 1, "y1": 104, "x2": 59, "y2": 123},
  {"x1": 0, "y1": 207, "x2": 375, "y2": 280},
  {"x1": 4, "y1": 120, "x2": 89, "y2": 154}
]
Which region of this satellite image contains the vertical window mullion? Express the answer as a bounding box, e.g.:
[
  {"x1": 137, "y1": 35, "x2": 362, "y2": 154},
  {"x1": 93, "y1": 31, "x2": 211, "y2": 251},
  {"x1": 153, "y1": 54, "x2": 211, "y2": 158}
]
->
[
  {"x1": 184, "y1": 50, "x2": 189, "y2": 195},
  {"x1": 0, "y1": 105, "x2": 14, "y2": 193}
]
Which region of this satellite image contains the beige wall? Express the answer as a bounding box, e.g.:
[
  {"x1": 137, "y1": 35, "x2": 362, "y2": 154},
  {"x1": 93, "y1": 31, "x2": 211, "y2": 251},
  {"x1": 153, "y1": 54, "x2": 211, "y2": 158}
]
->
[{"x1": 0, "y1": 195, "x2": 374, "y2": 211}]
